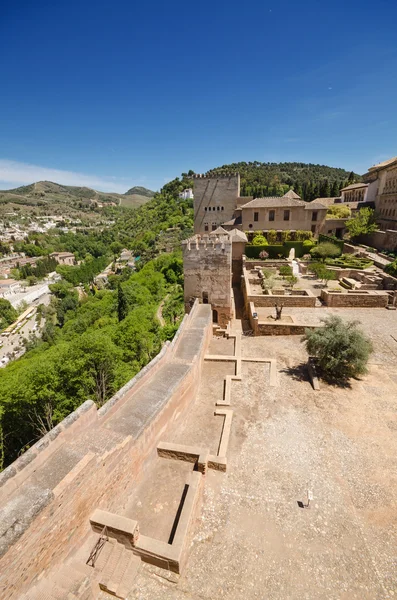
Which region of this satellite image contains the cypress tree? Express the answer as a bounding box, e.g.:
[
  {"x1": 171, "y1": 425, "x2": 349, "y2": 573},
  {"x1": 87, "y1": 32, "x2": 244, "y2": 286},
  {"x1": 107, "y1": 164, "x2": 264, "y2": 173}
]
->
[{"x1": 117, "y1": 282, "x2": 128, "y2": 322}]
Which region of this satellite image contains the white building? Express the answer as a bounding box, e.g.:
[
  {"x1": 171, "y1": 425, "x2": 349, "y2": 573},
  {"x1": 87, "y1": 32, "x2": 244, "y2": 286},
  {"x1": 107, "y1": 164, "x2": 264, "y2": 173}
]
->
[{"x1": 179, "y1": 188, "x2": 194, "y2": 200}]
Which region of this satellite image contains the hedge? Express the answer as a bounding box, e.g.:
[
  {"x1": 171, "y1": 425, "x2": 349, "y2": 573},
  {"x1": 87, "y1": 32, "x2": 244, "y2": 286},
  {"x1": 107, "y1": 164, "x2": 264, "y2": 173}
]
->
[
  {"x1": 245, "y1": 241, "x2": 307, "y2": 259},
  {"x1": 318, "y1": 234, "x2": 344, "y2": 251}
]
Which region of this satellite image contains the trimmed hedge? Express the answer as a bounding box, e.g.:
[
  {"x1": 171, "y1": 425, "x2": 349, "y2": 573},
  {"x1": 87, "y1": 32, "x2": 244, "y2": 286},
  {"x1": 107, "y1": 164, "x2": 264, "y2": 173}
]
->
[
  {"x1": 318, "y1": 234, "x2": 344, "y2": 251},
  {"x1": 245, "y1": 241, "x2": 307, "y2": 259}
]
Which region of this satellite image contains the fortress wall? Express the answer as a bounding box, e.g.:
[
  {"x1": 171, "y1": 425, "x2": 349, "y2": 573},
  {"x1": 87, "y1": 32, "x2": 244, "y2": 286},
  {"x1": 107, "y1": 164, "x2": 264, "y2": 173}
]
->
[
  {"x1": 0, "y1": 400, "x2": 97, "y2": 503},
  {"x1": 193, "y1": 174, "x2": 240, "y2": 234},
  {"x1": 0, "y1": 303, "x2": 212, "y2": 598}
]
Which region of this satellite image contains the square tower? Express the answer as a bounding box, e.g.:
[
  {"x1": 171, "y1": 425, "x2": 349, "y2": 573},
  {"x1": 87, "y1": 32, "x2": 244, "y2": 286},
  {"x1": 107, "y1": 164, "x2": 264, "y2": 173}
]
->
[
  {"x1": 182, "y1": 233, "x2": 232, "y2": 327},
  {"x1": 193, "y1": 173, "x2": 240, "y2": 234}
]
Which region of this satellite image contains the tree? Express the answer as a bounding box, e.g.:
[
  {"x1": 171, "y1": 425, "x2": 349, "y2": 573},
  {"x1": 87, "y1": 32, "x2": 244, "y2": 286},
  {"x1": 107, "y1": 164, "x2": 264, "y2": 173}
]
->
[
  {"x1": 0, "y1": 299, "x2": 17, "y2": 330},
  {"x1": 303, "y1": 315, "x2": 373, "y2": 382},
  {"x1": 310, "y1": 242, "x2": 341, "y2": 261},
  {"x1": 327, "y1": 205, "x2": 351, "y2": 219},
  {"x1": 346, "y1": 208, "x2": 378, "y2": 240},
  {"x1": 117, "y1": 282, "x2": 128, "y2": 322}
]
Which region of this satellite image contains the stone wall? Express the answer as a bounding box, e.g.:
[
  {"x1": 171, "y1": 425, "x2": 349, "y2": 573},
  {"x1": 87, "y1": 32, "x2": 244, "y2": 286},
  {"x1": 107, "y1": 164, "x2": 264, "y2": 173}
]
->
[
  {"x1": 358, "y1": 229, "x2": 397, "y2": 252},
  {"x1": 0, "y1": 302, "x2": 213, "y2": 599},
  {"x1": 320, "y1": 289, "x2": 389, "y2": 307}
]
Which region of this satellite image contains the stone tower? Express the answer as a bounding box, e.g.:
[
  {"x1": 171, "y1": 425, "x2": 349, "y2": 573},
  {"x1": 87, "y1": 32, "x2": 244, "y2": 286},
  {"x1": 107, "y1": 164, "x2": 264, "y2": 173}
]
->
[
  {"x1": 193, "y1": 173, "x2": 240, "y2": 234},
  {"x1": 182, "y1": 232, "x2": 232, "y2": 327}
]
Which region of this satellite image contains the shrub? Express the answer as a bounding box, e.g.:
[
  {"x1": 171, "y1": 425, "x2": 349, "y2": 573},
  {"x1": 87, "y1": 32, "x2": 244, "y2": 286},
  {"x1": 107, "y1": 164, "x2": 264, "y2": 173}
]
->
[
  {"x1": 267, "y1": 230, "x2": 277, "y2": 244},
  {"x1": 303, "y1": 239, "x2": 315, "y2": 250},
  {"x1": 310, "y1": 242, "x2": 342, "y2": 260},
  {"x1": 252, "y1": 235, "x2": 268, "y2": 246},
  {"x1": 281, "y1": 230, "x2": 291, "y2": 243},
  {"x1": 279, "y1": 265, "x2": 293, "y2": 278},
  {"x1": 262, "y1": 268, "x2": 273, "y2": 279},
  {"x1": 296, "y1": 230, "x2": 313, "y2": 241},
  {"x1": 385, "y1": 260, "x2": 397, "y2": 277},
  {"x1": 259, "y1": 250, "x2": 269, "y2": 259},
  {"x1": 303, "y1": 315, "x2": 373, "y2": 382}
]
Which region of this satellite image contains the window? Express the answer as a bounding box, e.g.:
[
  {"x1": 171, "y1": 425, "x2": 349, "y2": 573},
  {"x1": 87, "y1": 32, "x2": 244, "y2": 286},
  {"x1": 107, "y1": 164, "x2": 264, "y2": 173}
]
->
[
  {"x1": 284, "y1": 210, "x2": 290, "y2": 221},
  {"x1": 254, "y1": 212, "x2": 259, "y2": 222},
  {"x1": 312, "y1": 211, "x2": 318, "y2": 222},
  {"x1": 204, "y1": 224, "x2": 209, "y2": 231},
  {"x1": 311, "y1": 225, "x2": 316, "y2": 233},
  {"x1": 221, "y1": 206, "x2": 224, "y2": 211},
  {"x1": 249, "y1": 223, "x2": 253, "y2": 229},
  {"x1": 269, "y1": 210, "x2": 275, "y2": 222},
  {"x1": 202, "y1": 292, "x2": 208, "y2": 304},
  {"x1": 212, "y1": 224, "x2": 216, "y2": 231},
  {"x1": 217, "y1": 206, "x2": 220, "y2": 211},
  {"x1": 204, "y1": 206, "x2": 207, "y2": 211}
]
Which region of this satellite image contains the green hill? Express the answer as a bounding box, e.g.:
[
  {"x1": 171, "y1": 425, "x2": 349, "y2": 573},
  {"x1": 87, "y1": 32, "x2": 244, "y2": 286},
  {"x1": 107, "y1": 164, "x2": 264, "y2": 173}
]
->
[
  {"x1": 0, "y1": 180, "x2": 153, "y2": 214},
  {"x1": 206, "y1": 161, "x2": 362, "y2": 201}
]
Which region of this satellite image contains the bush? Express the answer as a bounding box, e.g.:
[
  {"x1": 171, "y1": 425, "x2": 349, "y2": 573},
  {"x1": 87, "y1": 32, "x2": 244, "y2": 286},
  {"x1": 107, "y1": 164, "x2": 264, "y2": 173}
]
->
[
  {"x1": 310, "y1": 242, "x2": 342, "y2": 260},
  {"x1": 303, "y1": 239, "x2": 315, "y2": 250},
  {"x1": 267, "y1": 230, "x2": 277, "y2": 244},
  {"x1": 385, "y1": 260, "x2": 397, "y2": 277},
  {"x1": 262, "y1": 268, "x2": 273, "y2": 279},
  {"x1": 259, "y1": 250, "x2": 269, "y2": 259},
  {"x1": 303, "y1": 315, "x2": 373, "y2": 382},
  {"x1": 252, "y1": 234, "x2": 268, "y2": 246},
  {"x1": 325, "y1": 254, "x2": 373, "y2": 269},
  {"x1": 279, "y1": 265, "x2": 293, "y2": 278}
]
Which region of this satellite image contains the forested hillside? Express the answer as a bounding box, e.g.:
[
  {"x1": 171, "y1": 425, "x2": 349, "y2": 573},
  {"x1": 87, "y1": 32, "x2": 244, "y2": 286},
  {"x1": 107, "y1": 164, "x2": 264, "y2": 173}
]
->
[
  {"x1": 207, "y1": 161, "x2": 361, "y2": 201},
  {"x1": 0, "y1": 192, "x2": 193, "y2": 469}
]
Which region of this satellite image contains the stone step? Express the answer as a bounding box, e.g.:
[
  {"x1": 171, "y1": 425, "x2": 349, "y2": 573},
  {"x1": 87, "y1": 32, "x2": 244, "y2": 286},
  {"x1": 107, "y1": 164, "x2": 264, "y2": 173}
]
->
[
  {"x1": 98, "y1": 542, "x2": 124, "y2": 590},
  {"x1": 106, "y1": 548, "x2": 132, "y2": 595},
  {"x1": 116, "y1": 554, "x2": 141, "y2": 599},
  {"x1": 92, "y1": 539, "x2": 115, "y2": 572}
]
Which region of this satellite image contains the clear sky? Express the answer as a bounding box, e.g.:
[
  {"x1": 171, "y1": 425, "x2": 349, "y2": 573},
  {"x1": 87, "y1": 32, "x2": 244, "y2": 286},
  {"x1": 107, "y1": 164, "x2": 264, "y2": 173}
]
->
[{"x1": 1, "y1": 0, "x2": 396, "y2": 192}]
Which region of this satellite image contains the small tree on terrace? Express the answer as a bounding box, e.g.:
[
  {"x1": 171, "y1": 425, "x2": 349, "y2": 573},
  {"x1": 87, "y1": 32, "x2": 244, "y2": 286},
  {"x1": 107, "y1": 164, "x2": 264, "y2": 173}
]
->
[
  {"x1": 303, "y1": 315, "x2": 373, "y2": 382},
  {"x1": 310, "y1": 242, "x2": 341, "y2": 261}
]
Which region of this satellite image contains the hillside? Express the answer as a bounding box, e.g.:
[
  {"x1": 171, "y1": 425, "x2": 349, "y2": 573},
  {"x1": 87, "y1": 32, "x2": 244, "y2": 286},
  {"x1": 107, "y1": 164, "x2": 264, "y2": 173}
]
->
[
  {"x1": 0, "y1": 180, "x2": 154, "y2": 215},
  {"x1": 206, "y1": 161, "x2": 362, "y2": 201}
]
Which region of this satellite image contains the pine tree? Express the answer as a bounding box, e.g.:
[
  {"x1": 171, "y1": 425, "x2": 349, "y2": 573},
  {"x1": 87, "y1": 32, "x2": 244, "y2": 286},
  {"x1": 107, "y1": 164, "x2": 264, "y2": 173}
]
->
[{"x1": 117, "y1": 282, "x2": 128, "y2": 322}]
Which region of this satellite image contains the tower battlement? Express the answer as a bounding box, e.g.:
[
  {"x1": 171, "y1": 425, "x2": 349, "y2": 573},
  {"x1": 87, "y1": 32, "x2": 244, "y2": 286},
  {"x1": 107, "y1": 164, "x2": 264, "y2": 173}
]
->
[
  {"x1": 182, "y1": 234, "x2": 231, "y2": 252},
  {"x1": 192, "y1": 172, "x2": 239, "y2": 179}
]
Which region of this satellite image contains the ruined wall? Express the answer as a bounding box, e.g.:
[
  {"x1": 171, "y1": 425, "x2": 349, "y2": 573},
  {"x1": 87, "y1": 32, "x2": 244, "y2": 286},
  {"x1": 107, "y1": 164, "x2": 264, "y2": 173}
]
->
[
  {"x1": 193, "y1": 174, "x2": 240, "y2": 234},
  {"x1": 183, "y1": 235, "x2": 232, "y2": 327},
  {"x1": 0, "y1": 302, "x2": 213, "y2": 599},
  {"x1": 241, "y1": 266, "x2": 316, "y2": 308},
  {"x1": 320, "y1": 290, "x2": 389, "y2": 307}
]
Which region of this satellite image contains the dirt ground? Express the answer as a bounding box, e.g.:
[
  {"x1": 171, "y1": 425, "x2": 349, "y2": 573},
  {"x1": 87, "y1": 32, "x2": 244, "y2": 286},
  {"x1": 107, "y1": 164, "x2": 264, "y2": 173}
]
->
[{"x1": 126, "y1": 307, "x2": 397, "y2": 600}]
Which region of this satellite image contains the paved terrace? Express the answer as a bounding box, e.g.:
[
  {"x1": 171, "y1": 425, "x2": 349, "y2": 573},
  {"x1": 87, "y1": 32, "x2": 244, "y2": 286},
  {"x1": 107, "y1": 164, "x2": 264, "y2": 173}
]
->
[{"x1": 121, "y1": 306, "x2": 397, "y2": 600}]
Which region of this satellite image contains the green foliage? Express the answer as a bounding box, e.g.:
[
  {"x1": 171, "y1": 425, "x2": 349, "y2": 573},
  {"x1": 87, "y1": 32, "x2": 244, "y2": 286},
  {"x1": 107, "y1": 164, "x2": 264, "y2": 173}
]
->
[
  {"x1": 302, "y1": 239, "x2": 315, "y2": 250},
  {"x1": 117, "y1": 282, "x2": 128, "y2": 322},
  {"x1": 303, "y1": 316, "x2": 373, "y2": 382},
  {"x1": 325, "y1": 254, "x2": 373, "y2": 269},
  {"x1": 0, "y1": 299, "x2": 18, "y2": 330},
  {"x1": 326, "y1": 205, "x2": 351, "y2": 219},
  {"x1": 310, "y1": 242, "x2": 342, "y2": 260},
  {"x1": 206, "y1": 162, "x2": 360, "y2": 201},
  {"x1": 262, "y1": 268, "x2": 274, "y2": 279},
  {"x1": 308, "y1": 262, "x2": 336, "y2": 284},
  {"x1": 346, "y1": 208, "x2": 378, "y2": 239},
  {"x1": 252, "y1": 234, "x2": 268, "y2": 246},
  {"x1": 267, "y1": 230, "x2": 277, "y2": 244},
  {"x1": 279, "y1": 265, "x2": 293, "y2": 278},
  {"x1": 385, "y1": 260, "x2": 397, "y2": 277}
]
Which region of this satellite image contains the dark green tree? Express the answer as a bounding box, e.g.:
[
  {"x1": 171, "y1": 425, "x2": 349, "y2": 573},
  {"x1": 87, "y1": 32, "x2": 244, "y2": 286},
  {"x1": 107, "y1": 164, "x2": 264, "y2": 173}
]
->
[{"x1": 117, "y1": 282, "x2": 128, "y2": 322}]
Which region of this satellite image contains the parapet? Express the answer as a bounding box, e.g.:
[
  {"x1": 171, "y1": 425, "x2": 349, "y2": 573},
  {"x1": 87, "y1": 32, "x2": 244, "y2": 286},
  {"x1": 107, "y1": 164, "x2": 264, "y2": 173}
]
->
[
  {"x1": 192, "y1": 172, "x2": 239, "y2": 179},
  {"x1": 182, "y1": 234, "x2": 232, "y2": 252}
]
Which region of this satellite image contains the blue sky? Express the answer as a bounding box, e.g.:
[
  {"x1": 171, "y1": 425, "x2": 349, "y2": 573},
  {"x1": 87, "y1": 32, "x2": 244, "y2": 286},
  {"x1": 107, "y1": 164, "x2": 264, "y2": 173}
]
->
[{"x1": 0, "y1": 0, "x2": 396, "y2": 192}]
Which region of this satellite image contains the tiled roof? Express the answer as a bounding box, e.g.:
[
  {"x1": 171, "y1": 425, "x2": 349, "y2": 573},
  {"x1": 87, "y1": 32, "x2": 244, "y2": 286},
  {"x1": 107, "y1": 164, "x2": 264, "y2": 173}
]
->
[
  {"x1": 240, "y1": 197, "x2": 305, "y2": 208},
  {"x1": 304, "y1": 202, "x2": 328, "y2": 210},
  {"x1": 310, "y1": 197, "x2": 341, "y2": 207},
  {"x1": 340, "y1": 183, "x2": 368, "y2": 191},
  {"x1": 229, "y1": 228, "x2": 248, "y2": 242},
  {"x1": 368, "y1": 156, "x2": 397, "y2": 171},
  {"x1": 209, "y1": 226, "x2": 228, "y2": 235},
  {"x1": 283, "y1": 189, "x2": 301, "y2": 199}
]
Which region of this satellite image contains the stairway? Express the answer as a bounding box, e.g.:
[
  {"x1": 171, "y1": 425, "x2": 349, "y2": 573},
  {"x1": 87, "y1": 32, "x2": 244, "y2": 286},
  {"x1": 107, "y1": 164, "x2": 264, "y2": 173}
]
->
[{"x1": 97, "y1": 540, "x2": 141, "y2": 599}]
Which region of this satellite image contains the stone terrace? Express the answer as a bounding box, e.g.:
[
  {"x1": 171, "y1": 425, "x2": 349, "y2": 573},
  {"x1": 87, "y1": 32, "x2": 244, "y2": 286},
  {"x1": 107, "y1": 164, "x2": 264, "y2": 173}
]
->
[{"x1": 121, "y1": 307, "x2": 397, "y2": 600}]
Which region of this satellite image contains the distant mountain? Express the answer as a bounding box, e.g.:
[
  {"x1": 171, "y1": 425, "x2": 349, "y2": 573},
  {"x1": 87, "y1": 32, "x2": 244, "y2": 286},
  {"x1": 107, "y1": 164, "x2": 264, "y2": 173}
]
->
[
  {"x1": 124, "y1": 186, "x2": 155, "y2": 197},
  {"x1": 0, "y1": 180, "x2": 153, "y2": 213}
]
